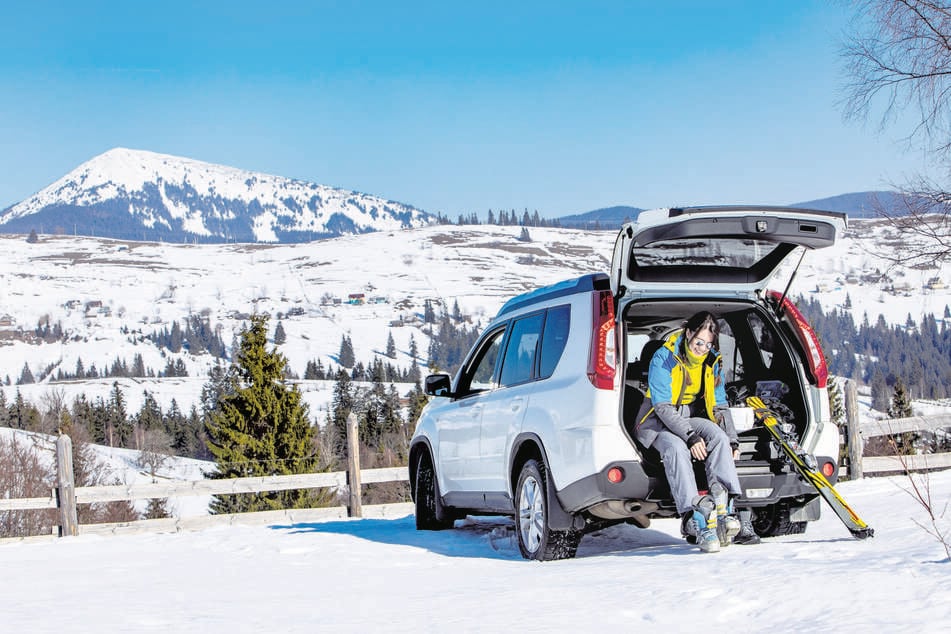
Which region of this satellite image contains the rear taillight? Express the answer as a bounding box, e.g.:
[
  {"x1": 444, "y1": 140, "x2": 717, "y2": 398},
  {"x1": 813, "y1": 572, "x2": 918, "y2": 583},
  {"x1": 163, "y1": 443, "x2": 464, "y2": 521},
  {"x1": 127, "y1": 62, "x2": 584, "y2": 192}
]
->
[
  {"x1": 767, "y1": 290, "x2": 828, "y2": 388},
  {"x1": 821, "y1": 461, "x2": 836, "y2": 478},
  {"x1": 588, "y1": 290, "x2": 616, "y2": 389}
]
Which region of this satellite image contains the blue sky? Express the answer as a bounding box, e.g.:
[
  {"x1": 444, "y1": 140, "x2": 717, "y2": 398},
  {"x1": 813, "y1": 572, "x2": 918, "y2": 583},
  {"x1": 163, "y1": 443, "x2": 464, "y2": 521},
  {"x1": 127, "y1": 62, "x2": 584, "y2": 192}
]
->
[{"x1": 0, "y1": 1, "x2": 935, "y2": 217}]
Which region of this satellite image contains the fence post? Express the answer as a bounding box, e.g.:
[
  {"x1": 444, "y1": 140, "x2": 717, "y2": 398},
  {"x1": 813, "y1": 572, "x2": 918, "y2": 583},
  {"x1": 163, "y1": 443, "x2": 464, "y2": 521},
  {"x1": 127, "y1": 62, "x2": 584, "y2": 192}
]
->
[
  {"x1": 55, "y1": 435, "x2": 79, "y2": 536},
  {"x1": 844, "y1": 379, "x2": 863, "y2": 480},
  {"x1": 346, "y1": 412, "x2": 363, "y2": 518}
]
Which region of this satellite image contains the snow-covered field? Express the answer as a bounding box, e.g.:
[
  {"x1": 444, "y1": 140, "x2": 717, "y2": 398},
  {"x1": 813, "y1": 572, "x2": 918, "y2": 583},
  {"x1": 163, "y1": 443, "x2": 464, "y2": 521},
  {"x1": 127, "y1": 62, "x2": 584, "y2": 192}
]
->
[
  {"x1": 0, "y1": 469, "x2": 948, "y2": 633},
  {"x1": 1, "y1": 220, "x2": 949, "y2": 418}
]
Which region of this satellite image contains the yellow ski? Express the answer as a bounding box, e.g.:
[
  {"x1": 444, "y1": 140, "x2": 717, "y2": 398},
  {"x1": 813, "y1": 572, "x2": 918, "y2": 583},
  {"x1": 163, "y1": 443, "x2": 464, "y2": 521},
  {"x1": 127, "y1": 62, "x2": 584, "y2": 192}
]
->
[{"x1": 747, "y1": 396, "x2": 874, "y2": 539}]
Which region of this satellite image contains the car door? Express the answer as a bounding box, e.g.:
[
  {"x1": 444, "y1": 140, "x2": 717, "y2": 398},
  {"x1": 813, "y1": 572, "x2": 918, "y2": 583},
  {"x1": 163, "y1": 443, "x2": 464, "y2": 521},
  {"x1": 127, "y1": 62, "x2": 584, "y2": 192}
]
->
[
  {"x1": 436, "y1": 325, "x2": 506, "y2": 494},
  {"x1": 610, "y1": 205, "x2": 848, "y2": 299},
  {"x1": 477, "y1": 310, "x2": 545, "y2": 497}
]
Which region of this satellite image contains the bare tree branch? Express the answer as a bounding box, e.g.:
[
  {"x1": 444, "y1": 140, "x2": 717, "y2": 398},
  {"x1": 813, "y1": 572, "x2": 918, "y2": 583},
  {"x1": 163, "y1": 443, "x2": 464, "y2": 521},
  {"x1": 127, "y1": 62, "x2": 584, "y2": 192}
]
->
[
  {"x1": 842, "y1": 1, "x2": 951, "y2": 157},
  {"x1": 867, "y1": 182, "x2": 951, "y2": 266},
  {"x1": 842, "y1": 2, "x2": 951, "y2": 264}
]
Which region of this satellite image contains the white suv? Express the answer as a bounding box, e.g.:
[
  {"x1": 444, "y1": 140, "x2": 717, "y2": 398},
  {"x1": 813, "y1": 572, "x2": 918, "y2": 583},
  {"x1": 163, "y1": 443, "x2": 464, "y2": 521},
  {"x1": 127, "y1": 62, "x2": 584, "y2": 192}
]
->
[{"x1": 410, "y1": 206, "x2": 847, "y2": 560}]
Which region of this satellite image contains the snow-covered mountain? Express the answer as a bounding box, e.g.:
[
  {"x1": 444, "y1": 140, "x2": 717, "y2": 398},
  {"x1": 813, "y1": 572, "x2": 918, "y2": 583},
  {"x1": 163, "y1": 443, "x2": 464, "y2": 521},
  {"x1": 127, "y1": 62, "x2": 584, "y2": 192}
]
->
[{"x1": 0, "y1": 148, "x2": 435, "y2": 243}]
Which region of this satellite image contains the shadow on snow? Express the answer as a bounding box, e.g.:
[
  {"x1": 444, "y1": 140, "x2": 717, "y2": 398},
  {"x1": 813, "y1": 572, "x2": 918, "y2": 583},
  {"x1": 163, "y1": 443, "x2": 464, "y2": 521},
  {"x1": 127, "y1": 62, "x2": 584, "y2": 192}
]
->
[{"x1": 268, "y1": 514, "x2": 699, "y2": 560}]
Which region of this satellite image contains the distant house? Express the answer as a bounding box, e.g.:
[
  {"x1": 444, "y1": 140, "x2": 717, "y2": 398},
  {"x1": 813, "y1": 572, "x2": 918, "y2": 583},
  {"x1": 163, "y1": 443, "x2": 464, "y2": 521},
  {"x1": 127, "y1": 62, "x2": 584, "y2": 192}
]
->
[
  {"x1": 64, "y1": 299, "x2": 82, "y2": 310},
  {"x1": 0, "y1": 314, "x2": 15, "y2": 328},
  {"x1": 348, "y1": 293, "x2": 366, "y2": 305},
  {"x1": 925, "y1": 276, "x2": 946, "y2": 290},
  {"x1": 890, "y1": 282, "x2": 914, "y2": 296}
]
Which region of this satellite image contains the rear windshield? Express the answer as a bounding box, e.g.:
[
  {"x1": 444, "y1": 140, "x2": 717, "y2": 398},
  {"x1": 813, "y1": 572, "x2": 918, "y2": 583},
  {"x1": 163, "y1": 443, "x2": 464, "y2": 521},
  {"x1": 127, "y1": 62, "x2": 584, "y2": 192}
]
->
[
  {"x1": 633, "y1": 238, "x2": 785, "y2": 269},
  {"x1": 628, "y1": 239, "x2": 798, "y2": 284}
]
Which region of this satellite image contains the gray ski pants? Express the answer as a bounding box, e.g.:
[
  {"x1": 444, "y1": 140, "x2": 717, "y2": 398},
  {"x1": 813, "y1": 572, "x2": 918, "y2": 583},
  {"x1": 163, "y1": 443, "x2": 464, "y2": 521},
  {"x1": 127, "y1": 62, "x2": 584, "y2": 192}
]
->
[{"x1": 651, "y1": 417, "x2": 742, "y2": 515}]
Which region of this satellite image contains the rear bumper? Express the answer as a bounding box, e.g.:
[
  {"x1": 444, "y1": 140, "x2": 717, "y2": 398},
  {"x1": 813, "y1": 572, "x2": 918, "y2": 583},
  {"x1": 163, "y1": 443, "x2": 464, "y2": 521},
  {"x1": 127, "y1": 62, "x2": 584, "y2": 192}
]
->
[
  {"x1": 556, "y1": 457, "x2": 833, "y2": 518},
  {"x1": 557, "y1": 460, "x2": 654, "y2": 515}
]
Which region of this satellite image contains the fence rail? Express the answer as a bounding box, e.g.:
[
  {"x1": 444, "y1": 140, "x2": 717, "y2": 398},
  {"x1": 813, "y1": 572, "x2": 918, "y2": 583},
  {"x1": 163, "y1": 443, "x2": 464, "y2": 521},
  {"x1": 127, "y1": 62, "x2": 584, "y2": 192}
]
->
[
  {"x1": 842, "y1": 379, "x2": 951, "y2": 478},
  {"x1": 1, "y1": 413, "x2": 412, "y2": 542},
  {"x1": 0, "y1": 468, "x2": 409, "y2": 511}
]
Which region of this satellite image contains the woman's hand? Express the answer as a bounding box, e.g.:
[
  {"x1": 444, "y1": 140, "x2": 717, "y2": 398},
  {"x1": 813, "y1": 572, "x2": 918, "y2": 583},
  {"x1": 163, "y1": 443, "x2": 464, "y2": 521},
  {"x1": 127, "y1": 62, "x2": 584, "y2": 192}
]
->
[{"x1": 687, "y1": 434, "x2": 708, "y2": 460}]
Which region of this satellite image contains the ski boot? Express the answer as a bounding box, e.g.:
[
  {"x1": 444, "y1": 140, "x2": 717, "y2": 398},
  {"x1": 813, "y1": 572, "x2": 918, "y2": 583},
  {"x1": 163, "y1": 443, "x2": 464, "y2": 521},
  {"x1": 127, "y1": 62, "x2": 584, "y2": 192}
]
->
[
  {"x1": 710, "y1": 482, "x2": 741, "y2": 547},
  {"x1": 733, "y1": 508, "x2": 761, "y2": 545},
  {"x1": 688, "y1": 494, "x2": 720, "y2": 553}
]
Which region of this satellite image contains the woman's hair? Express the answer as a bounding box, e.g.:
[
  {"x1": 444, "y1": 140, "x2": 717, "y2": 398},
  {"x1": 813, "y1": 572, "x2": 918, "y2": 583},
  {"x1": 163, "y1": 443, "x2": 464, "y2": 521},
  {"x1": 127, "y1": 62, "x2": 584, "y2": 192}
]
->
[{"x1": 680, "y1": 311, "x2": 720, "y2": 356}]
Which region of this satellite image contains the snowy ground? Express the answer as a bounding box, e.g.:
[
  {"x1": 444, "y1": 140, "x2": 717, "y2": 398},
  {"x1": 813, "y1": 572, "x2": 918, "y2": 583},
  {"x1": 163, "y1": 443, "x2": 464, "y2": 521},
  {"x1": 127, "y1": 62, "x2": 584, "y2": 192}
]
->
[{"x1": 1, "y1": 470, "x2": 948, "y2": 633}]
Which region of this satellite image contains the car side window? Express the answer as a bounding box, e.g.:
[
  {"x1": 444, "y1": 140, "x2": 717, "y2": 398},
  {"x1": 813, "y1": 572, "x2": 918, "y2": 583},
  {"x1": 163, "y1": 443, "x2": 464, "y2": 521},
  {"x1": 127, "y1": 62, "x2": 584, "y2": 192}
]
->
[
  {"x1": 499, "y1": 312, "x2": 545, "y2": 387},
  {"x1": 457, "y1": 327, "x2": 506, "y2": 395},
  {"x1": 539, "y1": 304, "x2": 571, "y2": 379}
]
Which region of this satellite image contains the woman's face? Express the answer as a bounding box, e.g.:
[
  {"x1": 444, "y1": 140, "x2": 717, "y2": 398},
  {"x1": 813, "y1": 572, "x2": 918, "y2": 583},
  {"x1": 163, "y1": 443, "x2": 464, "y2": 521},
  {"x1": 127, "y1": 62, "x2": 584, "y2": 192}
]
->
[{"x1": 687, "y1": 326, "x2": 715, "y2": 355}]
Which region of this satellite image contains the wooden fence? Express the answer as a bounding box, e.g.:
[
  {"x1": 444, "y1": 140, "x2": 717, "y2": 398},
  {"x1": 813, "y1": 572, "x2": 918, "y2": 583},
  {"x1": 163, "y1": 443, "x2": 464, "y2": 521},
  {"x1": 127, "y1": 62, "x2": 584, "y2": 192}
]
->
[
  {"x1": 842, "y1": 379, "x2": 951, "y2": 479},
  {"x1": 1, "y1": 413, "x2": 412, "y2": 542}
]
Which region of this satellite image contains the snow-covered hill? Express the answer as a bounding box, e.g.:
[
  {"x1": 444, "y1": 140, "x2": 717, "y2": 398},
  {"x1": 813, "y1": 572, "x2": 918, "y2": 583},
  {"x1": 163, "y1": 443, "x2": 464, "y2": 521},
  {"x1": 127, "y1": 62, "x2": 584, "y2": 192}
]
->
[
  {"x1": 0, "y1": 148, "x2": 434, "y2": 243},
  {"x1": 0, "y1": 467, "x2": 948, "y2": 632},
  {"x1": 0, "y1": 220, "x2": 949, "y2": 417}
]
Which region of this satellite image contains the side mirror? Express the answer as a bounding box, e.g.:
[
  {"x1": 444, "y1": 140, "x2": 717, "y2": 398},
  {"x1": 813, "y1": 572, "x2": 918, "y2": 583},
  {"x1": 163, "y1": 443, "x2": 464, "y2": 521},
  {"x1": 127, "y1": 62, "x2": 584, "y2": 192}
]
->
[{"x1": 424, "y1": 373, "x2": 453, "y2": 397}]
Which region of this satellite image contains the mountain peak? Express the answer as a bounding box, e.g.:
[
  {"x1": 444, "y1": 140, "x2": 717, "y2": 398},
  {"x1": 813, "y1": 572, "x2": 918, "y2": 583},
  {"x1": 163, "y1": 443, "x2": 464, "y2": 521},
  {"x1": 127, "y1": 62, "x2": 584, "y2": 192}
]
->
[{"x1": 0, "y1": 149, "x2": 434, "y2": 243}]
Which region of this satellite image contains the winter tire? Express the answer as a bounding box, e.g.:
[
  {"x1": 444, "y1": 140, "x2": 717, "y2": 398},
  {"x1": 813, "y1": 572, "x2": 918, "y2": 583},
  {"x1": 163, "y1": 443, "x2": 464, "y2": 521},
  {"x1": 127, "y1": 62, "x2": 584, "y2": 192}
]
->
[
  {"x1": 414, "y1": 451, "x2": 453, "y2": 531},
  {"x1": 751, "y1": 500, "x2": 807, "y2": 537},
  {"x1": 515, "y1": 458, "x2": 581, "y2": 561}
]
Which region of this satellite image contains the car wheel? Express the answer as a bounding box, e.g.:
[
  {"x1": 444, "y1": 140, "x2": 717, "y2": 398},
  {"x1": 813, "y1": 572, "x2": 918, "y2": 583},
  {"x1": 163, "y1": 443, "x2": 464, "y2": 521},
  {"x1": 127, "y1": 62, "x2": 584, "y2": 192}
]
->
[
  {"x1": 414, "y1": 451, "x2": 453, "y2": 531},
  {"x1": 515, "y1": 458, "x2": 581, "y2": 561},
  {"x1": 751, "y1": 500, "x2": 808, "y2": 537}
]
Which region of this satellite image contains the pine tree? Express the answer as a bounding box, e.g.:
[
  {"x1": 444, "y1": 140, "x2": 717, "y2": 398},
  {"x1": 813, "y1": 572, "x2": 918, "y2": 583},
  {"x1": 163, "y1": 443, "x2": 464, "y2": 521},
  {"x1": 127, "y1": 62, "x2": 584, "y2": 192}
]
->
[
  {"x1": 205, "y1": 315, "x2": 318, "y2": 514},
  {"x1": 828, "y1": 377, "x2": 846, "y2": 428},
  {"x1": 330, "y1": 368, "x2": 354, "y2": 464},
  {"x1": 870, "y1": 369, "x2": 889, "y2": 412},
  {"x1": 338, "y1": 334, "x2": 355, "y2": 368},
  {"x1": 386, "y1": 331, "x2": 397, "y2": 359},
  {"x1": 131, "y1": 353, "x2": 147, "y2": 377},
  {"x1": 169, "y1": 321, "x2": 183, "y2": 353},
  {"x1": 107, "y1": 382, "x2": 132, "y2": 448},
  {"x1": 888, "y1": 378, "x2": 917, "y2": 456},
  {"x1": 144, "y1": 497, "x2": 171, "y2": 519},
  {"x1": 135, "y1": 391, "x2": 164, "y2": 449},
  {"x1": 405, "y1": 381, "x2": 429, "y2": 435},
  {"x1": 304, "y1": 359, "x2": 318, "y2": 380},
  {"x1": 18, "y1": 363, "x2": 35, "y2": 385},
  {"x1": 888, "y1": 378, "x2": 913, "y2": 418},
  {"x1": 274, "y1": 320, "x2": 287, "y2": 345}
]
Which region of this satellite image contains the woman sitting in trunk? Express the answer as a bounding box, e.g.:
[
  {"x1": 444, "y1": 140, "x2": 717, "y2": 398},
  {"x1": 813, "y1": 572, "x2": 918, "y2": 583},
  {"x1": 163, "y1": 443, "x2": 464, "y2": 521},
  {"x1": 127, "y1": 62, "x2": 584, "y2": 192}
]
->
[{"x1": 634, "y1": 310, "x2": 759, "y2": 552}]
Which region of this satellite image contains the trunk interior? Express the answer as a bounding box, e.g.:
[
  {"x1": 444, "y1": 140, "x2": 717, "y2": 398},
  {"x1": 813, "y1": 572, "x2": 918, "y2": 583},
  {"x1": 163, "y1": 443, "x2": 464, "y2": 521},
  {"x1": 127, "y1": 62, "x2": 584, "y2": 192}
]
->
[{"x1": 619, "y1": 298, "x2": 809, "y2": 507}]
